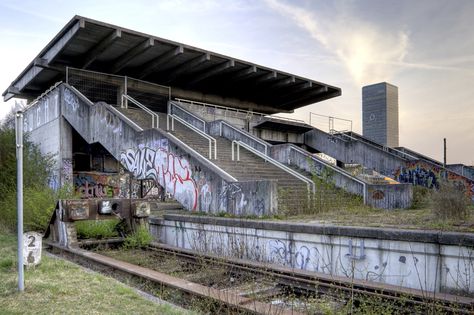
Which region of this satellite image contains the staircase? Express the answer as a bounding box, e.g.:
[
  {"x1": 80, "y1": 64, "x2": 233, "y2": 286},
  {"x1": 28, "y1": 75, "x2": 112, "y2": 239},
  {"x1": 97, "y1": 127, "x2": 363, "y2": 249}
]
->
[{"x1": 116, "y1": 106, "x2": 310, "y2": 213}]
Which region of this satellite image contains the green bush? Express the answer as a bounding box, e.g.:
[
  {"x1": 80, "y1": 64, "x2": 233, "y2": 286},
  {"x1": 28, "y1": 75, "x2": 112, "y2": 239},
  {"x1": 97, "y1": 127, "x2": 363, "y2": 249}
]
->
[
  {"x1": 0, "y1": 125, "x2": 66, "y2": 232},
  {"x1": 75, "y1": 219, "x2": 119, "y2": 239},
  {"x1": 123, "y1": 226, "x2": 153, "y2": 249},
  {"x1": 431, "y1": 181, "x2": 470, "y2": 220}
]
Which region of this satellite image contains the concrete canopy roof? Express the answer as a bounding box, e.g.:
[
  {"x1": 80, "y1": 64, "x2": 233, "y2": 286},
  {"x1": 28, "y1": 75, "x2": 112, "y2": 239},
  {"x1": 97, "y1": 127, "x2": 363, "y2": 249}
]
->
[{"x1": 3, "y1": 16, "x2": 341, "y2": 114}]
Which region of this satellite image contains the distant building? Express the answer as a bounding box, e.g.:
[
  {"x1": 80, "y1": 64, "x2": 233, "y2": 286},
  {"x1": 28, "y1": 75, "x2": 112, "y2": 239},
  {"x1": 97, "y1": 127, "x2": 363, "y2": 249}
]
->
[{"x1": 362, "y1": 82, "x2": 399, "y2": 147}]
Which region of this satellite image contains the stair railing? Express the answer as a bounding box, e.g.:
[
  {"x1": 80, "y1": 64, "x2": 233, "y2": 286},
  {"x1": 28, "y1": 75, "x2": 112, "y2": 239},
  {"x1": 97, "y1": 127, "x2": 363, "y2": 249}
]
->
[
  {"x1": 336, "y1": 132, "x2": 418, "y2": 161},
  {"x1": 232, "y1": 140, "x2": 315, "y2": 194},
  {"x1": 171, "y1": 115, "x2": 217, "y2": 160},
  {"x1": 169, "y1": 101, "x2": 206, "y2": 132},
  {"x1": 166, "y1": 132, "x2": 237, "y2": 182},
  {"x1": 122, "y1": 94, "x2": 159, "y2": 129},
  {"x1": 174, "y1": 98, "x2": 305, "y2": 124},
  {"x1": 288, "y1": 145, "x2": 367, "y2": 204},
  {"x1": 220, "y1": 120, "x2": 269, "y2": 156}
]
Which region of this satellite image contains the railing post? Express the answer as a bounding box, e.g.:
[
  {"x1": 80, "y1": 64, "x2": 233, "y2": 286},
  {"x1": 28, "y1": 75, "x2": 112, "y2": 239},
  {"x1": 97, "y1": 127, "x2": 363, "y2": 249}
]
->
[
  {"x1": 214, "y1": 139, "x2": 217, "y2": 160},
  {"x1": 209, "y1": 140, "x2": 212, "y2": 160}
]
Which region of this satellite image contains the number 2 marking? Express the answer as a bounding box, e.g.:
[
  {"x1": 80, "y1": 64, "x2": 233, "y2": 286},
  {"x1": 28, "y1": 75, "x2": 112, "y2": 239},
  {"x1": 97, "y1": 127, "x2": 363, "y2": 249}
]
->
[{"x1": 28, "y1": 236, "x2": 36, "y2": 247}]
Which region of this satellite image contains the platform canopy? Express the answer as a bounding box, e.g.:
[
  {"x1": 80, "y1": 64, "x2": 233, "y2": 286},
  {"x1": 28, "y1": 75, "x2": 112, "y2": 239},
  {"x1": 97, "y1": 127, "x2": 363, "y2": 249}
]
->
[{"x1": 3, "y1": 16, "x2": 341, "y2": 114}]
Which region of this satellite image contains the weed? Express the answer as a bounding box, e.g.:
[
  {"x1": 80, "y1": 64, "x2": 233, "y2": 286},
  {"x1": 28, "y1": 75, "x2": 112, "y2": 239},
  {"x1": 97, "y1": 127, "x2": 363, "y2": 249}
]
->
[
  {"x1": 411, "y1": 186, "x2": 431, "y2": 209},
  {"x1": 75, "y1": 219, "x2": 119, "y2": 239},
  {"x1": 123, "y1": 226, "x2": 153, "y2": 249}
]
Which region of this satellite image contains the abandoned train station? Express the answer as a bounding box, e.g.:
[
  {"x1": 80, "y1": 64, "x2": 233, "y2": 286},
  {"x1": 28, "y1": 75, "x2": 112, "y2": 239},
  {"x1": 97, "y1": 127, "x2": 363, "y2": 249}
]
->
[
  {"x1": 4, "y1": 15, "x2": 422, "y2": 213},
  {"x1": 4, "y1": 16, "x2": 474, "y2": 299}
]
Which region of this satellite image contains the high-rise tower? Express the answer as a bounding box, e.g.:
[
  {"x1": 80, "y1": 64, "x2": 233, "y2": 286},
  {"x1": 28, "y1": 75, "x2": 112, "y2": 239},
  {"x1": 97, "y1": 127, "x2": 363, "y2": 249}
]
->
[{"x1": 362, "y1": 82, "x2": 399, "y2": 147}]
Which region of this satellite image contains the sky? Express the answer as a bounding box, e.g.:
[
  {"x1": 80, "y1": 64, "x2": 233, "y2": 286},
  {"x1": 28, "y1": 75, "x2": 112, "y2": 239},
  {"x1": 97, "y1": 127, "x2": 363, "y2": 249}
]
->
[{"x1": 0, "y1": 0, "x2": 473, "y2": 165}]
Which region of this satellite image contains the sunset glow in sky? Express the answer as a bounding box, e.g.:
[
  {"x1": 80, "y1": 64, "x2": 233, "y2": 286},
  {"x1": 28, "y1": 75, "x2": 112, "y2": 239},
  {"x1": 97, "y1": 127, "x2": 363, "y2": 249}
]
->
[{"x1": 1, "y1": 0, "x2": 473, "y2": 164}]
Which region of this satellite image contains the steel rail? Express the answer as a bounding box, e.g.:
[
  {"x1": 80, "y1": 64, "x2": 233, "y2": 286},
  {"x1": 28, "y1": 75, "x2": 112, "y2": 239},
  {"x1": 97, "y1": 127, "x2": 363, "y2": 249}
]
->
[
  {"x1": 147, "y1": 243, "x2": 474, "y2": 314},
  {"x1": 45, "y1": 241, "x2": 302, "y2": 315}
]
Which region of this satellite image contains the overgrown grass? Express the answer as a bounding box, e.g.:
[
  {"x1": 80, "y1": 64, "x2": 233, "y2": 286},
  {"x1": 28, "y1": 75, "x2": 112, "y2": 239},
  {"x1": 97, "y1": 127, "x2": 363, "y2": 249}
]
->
[
  {"x1": 431, "y1": 181, "x2": 470, "y2": 220},
  {"x1": 75, "y1": 219, "x2": 120, "y2": 239},
  {"x1": 0, "y1": 232, "x2": 192, "y2": 315},
  {"x1": 123, "y1": 226, "x2": 153, "y2": 249}
]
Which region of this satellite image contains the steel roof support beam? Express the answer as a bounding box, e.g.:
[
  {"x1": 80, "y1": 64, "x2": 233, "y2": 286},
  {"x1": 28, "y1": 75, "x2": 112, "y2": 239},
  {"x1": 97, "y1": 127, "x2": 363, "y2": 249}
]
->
[
  {"x1": 188, "y1": 59, "x2": 235, "y2": 86},
  {"x1": 230, "y1": 66, "x2": 257, "y2": 82},
  {"x1": 269, "y1": 76, "x2": 296, "y2": 89},
  {"x1": 254, "y1": 71, "x2": 277, "y2": 84},
  {"x1": 277, "y1": 81, "x2": 314, "y2": 102},
  {"x1": 138, "y1": 46, "x2": 184, "y2": 79},
  {"x1": 110, "y1": 38, "x2": 154, "y2": 74},
  {"x1": 82, "y1": 29, "x2": 122, "y2": 69},
  {"x1": 164, "y1": 53, "x2": 211, "y2": 84},
  {"x1": 280, "y1": 86, "x2": 332, "y2": 107}
]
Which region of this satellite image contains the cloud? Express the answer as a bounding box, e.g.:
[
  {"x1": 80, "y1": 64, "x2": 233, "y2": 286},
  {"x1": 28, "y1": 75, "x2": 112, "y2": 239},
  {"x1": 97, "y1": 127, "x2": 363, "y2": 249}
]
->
[{"x1": 264, "y1": 0, "x2": 410, "y2": 86}]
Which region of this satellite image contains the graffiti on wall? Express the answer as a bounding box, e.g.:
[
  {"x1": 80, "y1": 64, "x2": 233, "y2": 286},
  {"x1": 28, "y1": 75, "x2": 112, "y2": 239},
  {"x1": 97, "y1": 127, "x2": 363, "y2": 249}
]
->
[
  {"x1": 74, "y1": 172, "x2": 120, "y2": 198},
  {"x1": 395, "y1": 161, "x2": 474, "y2": 201},
  {"x1": 95, "y1": 104, "x2": 122, "y2": 134},
  {"x1": 23, "y1": 90, "x2": 59, "y2": 132},
  {"x1": 64, "y1": 88, "x2": 79, "y2": 112},
  {"x1": 120, "y1": 143, "x2": 198, "y2": 211}
]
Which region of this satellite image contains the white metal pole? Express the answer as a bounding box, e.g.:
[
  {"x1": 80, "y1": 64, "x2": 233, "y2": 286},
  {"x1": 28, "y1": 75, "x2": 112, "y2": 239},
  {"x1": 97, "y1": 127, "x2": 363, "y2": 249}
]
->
[{"x1": 15, "y1": 111, "x2": 24, "y2": 292}]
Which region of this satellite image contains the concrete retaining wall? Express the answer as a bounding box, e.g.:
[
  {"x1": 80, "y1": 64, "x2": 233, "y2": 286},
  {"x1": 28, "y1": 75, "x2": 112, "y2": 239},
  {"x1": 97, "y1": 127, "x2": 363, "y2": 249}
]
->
[
  {"x1": 271, "y1": 144, "x2": 364, "y2": 196},
  {"x1": 153, "y1": 214, "x2": 474, "y2": 296},
  {"x1": 271, "y1": 144, "x2": 412, "y2": 209},
  {"x1": 305, "y1": 128, "x2": 406, "y2": 177}
]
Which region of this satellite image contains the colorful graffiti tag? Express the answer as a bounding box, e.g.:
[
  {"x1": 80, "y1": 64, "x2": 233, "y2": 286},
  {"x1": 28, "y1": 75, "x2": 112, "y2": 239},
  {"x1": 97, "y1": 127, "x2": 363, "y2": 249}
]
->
[
  {"x1": 74, "y1": 172, "x2": 120, "y2": 198},
  {"x1": 120, "y1": 146, "x2": 198, "y2": 211},
  {"x1": 396, "y1": 161, "x2": 474, "y2": 201}
]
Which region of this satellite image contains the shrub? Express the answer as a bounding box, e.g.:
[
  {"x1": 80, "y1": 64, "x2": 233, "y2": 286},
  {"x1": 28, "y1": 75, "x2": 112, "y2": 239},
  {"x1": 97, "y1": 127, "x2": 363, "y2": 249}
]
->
[
  {"x1": 123, "y1": 226, "x2": 153, "y2": 249},
  {"x1": 411, "y1": 186, "x2": 431, "y2": 209},
  {"x1": 430, "y1": 181, "x2": 470, "y2": 220},
  {"x1": 0, "y1": 125, "x2": 67, "y2": 232}
]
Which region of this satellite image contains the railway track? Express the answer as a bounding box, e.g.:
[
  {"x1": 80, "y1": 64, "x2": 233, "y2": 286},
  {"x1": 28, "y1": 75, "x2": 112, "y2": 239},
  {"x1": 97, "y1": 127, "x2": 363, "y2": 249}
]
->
[
  {"x1": 146, "y1": 243, "x2": 474, "y2": 314},
  {"x1": 46, "y1": 240, "x2": 474, "y2": 314}
]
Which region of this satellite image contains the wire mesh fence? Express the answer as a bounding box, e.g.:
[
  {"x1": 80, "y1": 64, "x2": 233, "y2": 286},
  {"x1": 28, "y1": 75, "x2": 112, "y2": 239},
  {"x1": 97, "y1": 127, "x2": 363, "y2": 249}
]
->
[
  {"x1": 66, "y1": 67, "x2": 171, "y2": 112},
  {"x1": 309, "y1": 112, "x2": 352, "y2": 134}
]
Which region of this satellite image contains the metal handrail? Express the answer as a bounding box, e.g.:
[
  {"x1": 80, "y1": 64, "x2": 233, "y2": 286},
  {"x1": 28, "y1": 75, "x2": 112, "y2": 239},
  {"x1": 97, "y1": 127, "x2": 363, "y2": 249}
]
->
[
  {"x1": 288, "y1": 145, "x2": 366, "y2": 203},
  {"x1": 220, "y1": 120, "x2": 269, "y2": 156},
  {"x1": 122, "y1": 94, "x2": 159, "y2": 129},
  {"x1": 232, "y1": 140, "x2": 315, "y2": 193},
  {"x1": 166, "y1": 132, "x2": 237, "y2": 182},
  {"x1": 174, "y1": 98, "x2": 305, "y2": 124},
  {"x1": 171, "y1": 115, "x2": 217, "y2": 160},
  {"x1": 169, "y1": 101, "x2": 206, "y2": 131},
  {"x1": 336, "y1": 132, "x2": 418, "y2": 161},
  {"x1": 107, "y1": 106, "x2": 143, "y2": 132},
  {"x1": 309, "y1": 112, "x2": 353, "y2": 133}
]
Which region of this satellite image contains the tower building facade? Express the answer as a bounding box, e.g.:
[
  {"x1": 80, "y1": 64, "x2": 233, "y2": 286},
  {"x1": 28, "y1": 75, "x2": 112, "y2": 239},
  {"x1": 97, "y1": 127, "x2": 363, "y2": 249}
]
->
[{"x1": 362, "y1": 82, "x2": 399, "y2": 147}]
